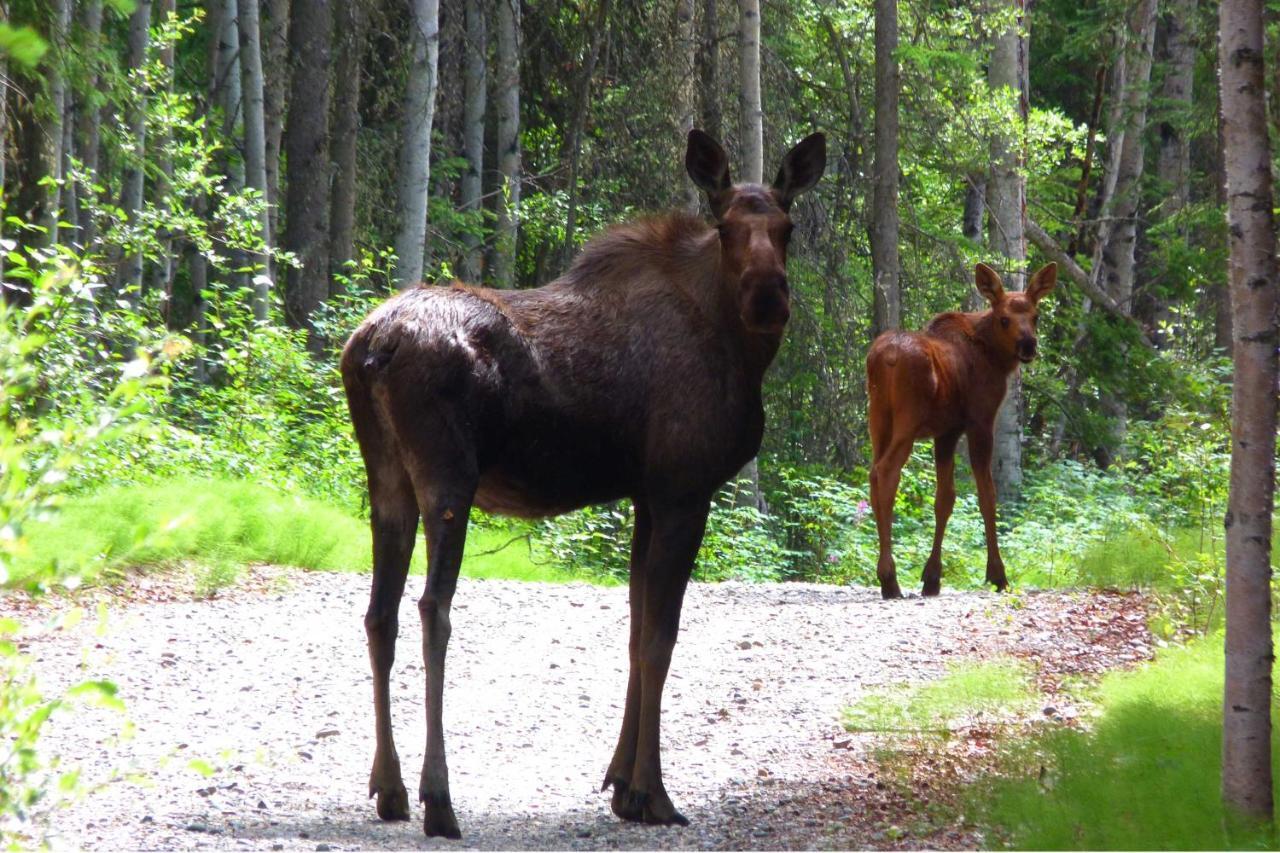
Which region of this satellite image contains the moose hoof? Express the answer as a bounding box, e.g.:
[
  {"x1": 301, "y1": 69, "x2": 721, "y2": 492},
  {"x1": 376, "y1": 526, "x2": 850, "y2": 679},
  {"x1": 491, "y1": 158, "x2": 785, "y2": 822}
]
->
[
  {"x1": 371, "y1": 781, "x2": 410, "y2": 822},
  {"x1": 420, "y1": 791, "x2": 461, "y2": 839},
  {"x1": 612, "y1": 786, "x2": 689, "y2": 826},
  {"x1": 921, "y1": 581, "x2": 941, "y2": 597},
  {"x1": 880, "y1": 584, "x2": 903, "y2": 600},
  {"x1": 607, "y1": 780, "x2": 644, "y2": 822}
]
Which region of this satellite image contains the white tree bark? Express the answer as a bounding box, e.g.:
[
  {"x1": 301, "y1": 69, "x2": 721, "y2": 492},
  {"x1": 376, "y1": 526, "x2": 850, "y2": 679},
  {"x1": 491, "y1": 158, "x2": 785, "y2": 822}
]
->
[
  {"x1": 459, "y1": 0, "x2": 487, "y2": 282},
  {"x1": 238, "y1": 0, "x2": 272, "y2": 319},
  {"x1": 1219, "y1": 0, "x2": 1278, "y2": 829},
  {"x1": 987, "y1": 0, "x2": 1027, "y2": 501},
  {"x1": 676, "y1": 0, "x2": 699, "y2": 212},
  {"x1": 492, "y1": 0, "x2": 521, "y2": 288},
  {"x1": 393, "y1": 0, "x2": 442, "y2": 288},
  {"x1": 737, "y1": 0, "x2": 762, "y2": 182},
  {"x1": 117, "y1": 0, "x2": 152, "y2": 297}
]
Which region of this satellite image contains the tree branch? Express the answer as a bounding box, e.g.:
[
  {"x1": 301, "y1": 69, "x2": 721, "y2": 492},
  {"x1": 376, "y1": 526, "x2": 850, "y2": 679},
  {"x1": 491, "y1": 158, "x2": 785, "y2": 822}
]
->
[{"x1": 1026, "y1": 217, "x2": 1154, "y2": 348}]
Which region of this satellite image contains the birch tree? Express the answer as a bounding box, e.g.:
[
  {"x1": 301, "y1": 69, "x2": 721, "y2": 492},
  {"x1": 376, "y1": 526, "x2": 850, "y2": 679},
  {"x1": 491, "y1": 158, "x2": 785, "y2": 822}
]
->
[
  {"x1": 116, "y1": 0, "x2": 152, "y2": 297},
  {"x1": 458, "y1": 0, "x2": 487, "y2": 282},
  {"x1": 329, "y1": 0, "x2": 363, "y2": 285},
  {"x1": 392, "y1": 0, "x2": 441, "y2": 288},
  {"x1": 492, "y1": 0, "x2": 521, "y2": 288},
  {"x1": 737, "y1": 0, "x2": 762, "y2": 182},
  {"x1": 237, "y1": 0, "x2": 271, "y2": 320},
  {"x1": 1219, "y1": 0, "x2": 1278, "y2": 830}
]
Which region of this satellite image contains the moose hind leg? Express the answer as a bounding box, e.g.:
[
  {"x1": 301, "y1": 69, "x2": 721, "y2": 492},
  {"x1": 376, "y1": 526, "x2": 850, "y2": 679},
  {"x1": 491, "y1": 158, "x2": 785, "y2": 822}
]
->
[
  {"x1": 416, "y1": 482, "x2": 474, "y2": 840},
  {"x1": 615, "y1": 501, "x2": 707, "y2": 827},
  {"x1": 870, "y1": 437, "x2": 914, "y2": 599},
  {"x1": 922, "y1": 432, "x2": 960, "y2": 597}
]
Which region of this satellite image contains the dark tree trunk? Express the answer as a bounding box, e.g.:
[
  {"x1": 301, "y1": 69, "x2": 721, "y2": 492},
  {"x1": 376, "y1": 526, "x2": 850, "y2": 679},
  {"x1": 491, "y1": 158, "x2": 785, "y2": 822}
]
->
[
  {"x1": 328, "y1": 0, "x2": 363, "y2": 287},
  {"x1": 870, "y1": 0, "x2": 901, "y2": 336},
  {"x1": 458, "y1": 0, "x2": 487, "y2": 283}
]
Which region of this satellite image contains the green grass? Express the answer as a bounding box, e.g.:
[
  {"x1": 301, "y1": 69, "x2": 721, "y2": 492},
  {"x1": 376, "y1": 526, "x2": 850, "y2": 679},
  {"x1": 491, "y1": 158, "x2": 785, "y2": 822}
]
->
[
  {"x1": 843, "y1": 660, "x2": 1040, "y2": 733},
  {"x1": 10, "y1": 479, "x2": 590, "y2": 588},
  {"x1": 973, "y1": 634, "x2": 1280, "y2": 850}
]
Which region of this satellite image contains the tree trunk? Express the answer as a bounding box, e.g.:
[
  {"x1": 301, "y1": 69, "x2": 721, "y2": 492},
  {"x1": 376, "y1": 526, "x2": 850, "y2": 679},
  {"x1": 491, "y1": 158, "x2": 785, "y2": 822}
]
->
[
  {"x1": 561, "y1": 0, "x2": 611, "y2": 268},
  {"x1": 870, "y1": 0, "x2": 901, "y2": 336},
  {"x1": 116, "y1": 0, "x2": 152, "y2": 298},
  {"x1": 675, "y1": 0, "x2": 699, "y2": 212},
  {"x1": 152, "y1": 0, "x2": 177, "y2": 312},
  {"x1": 736, "y1": 0, "x2": 762, "y2": 182},
  {"x1": 393, "y1": 0, "x2": 441, "y2": 288},
  {"x1": 262, "y1": 0, "x2": 289, "y2": 259},
  {"x1": 458, "y1": 0, "x2": 487, "y2": 283},
  {"x1": 699, "y1": 0, "x2": 721, "y2": 139},
  {"x1": 282, "y1": 0, "x2": 333, "y2": 348},
  {"x1": 1219, "y1": 0, "x2": 1278, "y2": 830},
  {"x1": 492, "y1": 0, "x2": 521, "y2": 288},
  {"x1": 238, "y1": 0, "x2": 272, "y2": 320},
  {"x1": 987, "y1": 0, "x2": 1028, "y2": 501},
  {"x1": 1095, "y1": 0, "x2": 1158, "y2": 465},
  {"x1": 328, "y1": 0, "x2": 363, "y2": 289},
  {"x1": 73, "y1": 0, "x2": 103, "y2": 247}
]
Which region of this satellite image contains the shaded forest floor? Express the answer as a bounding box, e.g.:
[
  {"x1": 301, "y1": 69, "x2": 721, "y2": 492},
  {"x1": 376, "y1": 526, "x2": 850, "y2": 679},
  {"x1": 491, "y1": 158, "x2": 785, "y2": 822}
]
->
[{"x1": 8, "y1": 567, "x2": 1150, "y2": 850}]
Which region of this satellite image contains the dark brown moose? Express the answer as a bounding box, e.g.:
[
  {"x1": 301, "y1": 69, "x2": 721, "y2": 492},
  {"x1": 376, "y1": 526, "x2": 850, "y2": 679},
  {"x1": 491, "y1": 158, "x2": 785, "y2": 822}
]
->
[
  {"x1": 865, "y1": 262, "x2": 1057, "y2": 599},
  {"x1": 340, "y1": 129, "x2": 825, "y2": 838}
]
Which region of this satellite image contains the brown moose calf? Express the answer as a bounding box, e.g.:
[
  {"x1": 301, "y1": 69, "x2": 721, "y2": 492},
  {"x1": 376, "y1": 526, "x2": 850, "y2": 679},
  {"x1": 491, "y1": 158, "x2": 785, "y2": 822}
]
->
[{"x1": 865, "y1": 262, "x2": 1058, "y2": 599}]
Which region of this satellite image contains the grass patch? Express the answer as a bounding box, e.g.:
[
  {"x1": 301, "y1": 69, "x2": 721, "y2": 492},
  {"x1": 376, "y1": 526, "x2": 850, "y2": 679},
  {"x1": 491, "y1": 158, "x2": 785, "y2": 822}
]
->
[
  {"x1": 843, "y1": 660, "x2": 1040, "y2": 734},
  {"x1": 972, "y1": 634, "x2": 1280, "y2": 850},
  {"x1": 10, "y1": 479, "x2": 595, "y2": 588}
]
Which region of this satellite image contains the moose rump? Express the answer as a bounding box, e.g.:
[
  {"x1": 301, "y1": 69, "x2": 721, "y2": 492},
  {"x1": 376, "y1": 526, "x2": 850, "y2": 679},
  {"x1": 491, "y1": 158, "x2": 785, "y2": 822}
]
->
[{"x1": 340, "y1": 129, "x2": 826, "y2": 838}]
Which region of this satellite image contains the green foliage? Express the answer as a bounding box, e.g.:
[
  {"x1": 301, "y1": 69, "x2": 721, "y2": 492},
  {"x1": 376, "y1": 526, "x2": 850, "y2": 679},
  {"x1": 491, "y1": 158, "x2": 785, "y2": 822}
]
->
[
  {"x1": 973, "y1": 634, "x2": 1280, "y2": 850},
  {"x1": 843, "y1": 659, "x2": 1039, "y2": 734}
]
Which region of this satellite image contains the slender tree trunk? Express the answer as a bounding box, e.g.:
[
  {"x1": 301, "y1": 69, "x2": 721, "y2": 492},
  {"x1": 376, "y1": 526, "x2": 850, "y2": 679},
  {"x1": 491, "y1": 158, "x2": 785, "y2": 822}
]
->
[
  {"x1": 675, "y1": 0, "x2": 699, "y2": 212},
  {"x1": 0, "y1": 52, "x2": 6, "y2": 284},
  {"x1": 282, "y1": 0, "x2": 333, "y2": 348},
  {"x1": 987, "y1": 0, "x2": 1028, "y2": 501},
  {"x1": 1219, "y1": 0, "x2": 1278, "y2": 830},
  {"x1": 237, "y1": 0, "x2": 272, "y2": 320},
  {"x1": 459, "y1": 0, "x2": 487, "y2": 282},
  {"x1": 262, "y1": 0, "x2": 289, "y2": 260},
  {"x1": 393, "y1": 0, "x2": 441, "y2": 288},
  {"x1": 561, "y1": 0, "x2": 611, "y2": 268},
  {"x1": 699, "y1": 0, "x2": 721, "y2": 139},
  {"x1": 151, "y1": 0, "x2": 177, "y2": 312},
  {"x1": 870, "y1": 0, "x2": 901, "y2": 336},
  {"x1": 736, "y1": 0, "x2": 762, "y2": 182},
  {"x1": 1095, "y1": 0, "x2": 1158, "y2": 466},
  {"x1": 492, "y1": 0, "x2": 521, "y2": 288},
  {"x1": 75, "y1": 0, "x2": 104, "y2": 247},
  {"x1": 116, "y1": 0, "x2": 152, "y2": 298},
  {"x1": 328, "y1": 0, "x2": 362, "y2": 289},
  {"x1": 1068, "y1": 65, "x2": 1106, "y2": 255}
]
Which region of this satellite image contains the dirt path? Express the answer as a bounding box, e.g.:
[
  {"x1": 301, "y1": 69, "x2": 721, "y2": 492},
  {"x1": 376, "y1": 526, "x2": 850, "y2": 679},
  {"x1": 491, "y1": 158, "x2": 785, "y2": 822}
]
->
[{"x1": 10, "y1": 569, "x2": 1150, "y2": 850}]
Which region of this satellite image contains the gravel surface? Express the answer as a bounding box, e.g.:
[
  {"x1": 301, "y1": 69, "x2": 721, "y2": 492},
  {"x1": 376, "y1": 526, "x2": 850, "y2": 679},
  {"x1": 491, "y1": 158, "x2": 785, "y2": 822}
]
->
[{"x1": 9, "y1": 568, "x2": 1151, "y2": 850}]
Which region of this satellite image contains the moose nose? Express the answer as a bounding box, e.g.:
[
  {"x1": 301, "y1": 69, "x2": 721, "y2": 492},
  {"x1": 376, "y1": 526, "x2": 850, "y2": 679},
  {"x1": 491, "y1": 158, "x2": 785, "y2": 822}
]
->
[{"x1": 1017, "y1": 337, "x2": 1037, "y2": 362}]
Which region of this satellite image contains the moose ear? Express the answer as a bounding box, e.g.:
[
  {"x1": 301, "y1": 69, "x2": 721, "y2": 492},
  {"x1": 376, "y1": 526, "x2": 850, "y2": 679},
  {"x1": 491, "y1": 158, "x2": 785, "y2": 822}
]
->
[
  {"x1": 772, "y1": 132, "x2": 826, "y2": 211},
  {"x1": 686, "y1": 129, "x2": 732, "y2": 217},
  {"x1": 1026, "y1": 263, "x2": 1058, "y2": 302},
  {"x1": 975, "y1": 263, "x2": 1005, "y2": 305}
]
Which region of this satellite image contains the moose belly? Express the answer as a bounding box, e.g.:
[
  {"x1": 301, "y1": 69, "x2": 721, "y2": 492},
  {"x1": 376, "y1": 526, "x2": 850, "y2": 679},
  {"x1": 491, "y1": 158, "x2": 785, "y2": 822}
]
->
[{"x1": 473, "y1": 428, "x2": 638, "y2": 519}]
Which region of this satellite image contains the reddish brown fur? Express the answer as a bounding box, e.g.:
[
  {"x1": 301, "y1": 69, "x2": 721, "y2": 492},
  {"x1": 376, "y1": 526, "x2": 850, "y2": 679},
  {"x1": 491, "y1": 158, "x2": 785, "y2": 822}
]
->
[
  {"x1": 865, "y1": 263, "x2": 1057, "y2": 599},
  {"x1": 340, "y1": 130, "x2": 825, "y2": 837}
]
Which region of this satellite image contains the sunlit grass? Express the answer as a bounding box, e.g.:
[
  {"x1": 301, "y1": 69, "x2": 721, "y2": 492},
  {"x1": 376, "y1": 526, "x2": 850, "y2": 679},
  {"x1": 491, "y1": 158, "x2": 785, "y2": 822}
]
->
[
  {"x1": 843, "y1": 660, "x2": 1040, "y2": 733},
  {"x1": 9, "y1": 479, "x2": 595, "y2": 588},
  {"x1": 972, "y1": 634, "x2": 1280, "y2": 850}
]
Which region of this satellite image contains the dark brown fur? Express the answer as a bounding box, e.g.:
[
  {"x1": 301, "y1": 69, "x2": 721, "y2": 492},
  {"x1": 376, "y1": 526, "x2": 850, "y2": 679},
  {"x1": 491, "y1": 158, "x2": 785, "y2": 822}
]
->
[
  {"x1": 865, "y1": 262, "x2": 1057, "y2": 599},
  {"x1": 340, "y1": 130, "x2": 825, "y2": 837}
]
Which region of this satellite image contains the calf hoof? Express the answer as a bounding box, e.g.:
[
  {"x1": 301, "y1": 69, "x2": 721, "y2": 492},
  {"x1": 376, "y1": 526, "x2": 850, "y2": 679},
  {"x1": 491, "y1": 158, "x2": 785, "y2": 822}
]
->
[
  {"x1": 613, "y1": 786, "x2": 689, "y2": 826},
  {"x1": 921, "y1": 579, "x2": 941, "y2": 597},
  {"x1": 880, "y1": 583, "x2": 903, "y2": 600},
  {"x1": 420, "y1": 791, "x2": 461, "y2": 839},
  {"x1": 370, "y1": 781, "x2": 410, "y2": 822}
]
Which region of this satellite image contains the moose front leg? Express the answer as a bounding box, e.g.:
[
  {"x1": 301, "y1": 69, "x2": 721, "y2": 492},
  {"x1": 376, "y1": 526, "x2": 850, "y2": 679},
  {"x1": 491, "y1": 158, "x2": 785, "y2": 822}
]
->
[
  {"x1": 922, "y1": 431, "x2": 960, "y2": 597},
  {"x1": 610, "y1": 500, "x2": 707, "y2": 826},
  {"x1": 967, "y1": 427, "x2": 1008, "y2": 591},
  {"x1": 604, "y1": 501, "x2": 651, "y2": 820}
]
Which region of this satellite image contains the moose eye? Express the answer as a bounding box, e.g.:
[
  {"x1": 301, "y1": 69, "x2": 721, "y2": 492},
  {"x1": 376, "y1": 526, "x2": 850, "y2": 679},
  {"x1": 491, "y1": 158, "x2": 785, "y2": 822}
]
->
[{"x1": 1000, "y1": 317, "x2": 1010, "y2": 329}]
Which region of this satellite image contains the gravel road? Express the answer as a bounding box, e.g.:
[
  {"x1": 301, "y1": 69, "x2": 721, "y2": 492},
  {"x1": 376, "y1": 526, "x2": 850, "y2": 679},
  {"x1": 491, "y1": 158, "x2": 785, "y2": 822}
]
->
[{"x1": 10, "y1": 568, "x2": 1151, "y2": 850}]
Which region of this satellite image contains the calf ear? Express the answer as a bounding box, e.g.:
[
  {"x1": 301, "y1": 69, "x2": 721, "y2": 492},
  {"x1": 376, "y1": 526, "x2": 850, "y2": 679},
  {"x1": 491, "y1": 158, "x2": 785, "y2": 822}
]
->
[
  {"x1": 772, "y1": 132, "x2": 826, "y2": 211},
  {"x1": 975, "y1": 263, "x2": 1005, "y2": 305},
  {"x1": 1026, "y1": 263, "x2": 1058, "y2": 302},
  {"x1": 686, "y1": 129, "x2": 733, "y2": 218}
]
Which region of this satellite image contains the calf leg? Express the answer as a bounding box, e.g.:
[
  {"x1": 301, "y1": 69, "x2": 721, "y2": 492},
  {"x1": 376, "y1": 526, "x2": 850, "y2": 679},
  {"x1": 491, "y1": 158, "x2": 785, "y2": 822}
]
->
[
  {"x1": 922, "y1": 432, "x2": 960, "y2": 597},
  {"x1": 613, "y1": 500, "x2": 708, "y2": 826},
  {"x1": 604, "y1": 500, "x2": 652, "y2": 821},
  {"x1": 967, "y1": 427, "x2": 1008, "y2": 591},
  {"x1": 870, "y1": 437, "x2": 915, "y2": 599}
]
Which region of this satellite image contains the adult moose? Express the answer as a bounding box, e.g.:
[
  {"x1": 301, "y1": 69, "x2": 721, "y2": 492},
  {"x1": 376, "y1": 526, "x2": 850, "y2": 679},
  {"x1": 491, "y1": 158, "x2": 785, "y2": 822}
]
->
[
  {"x1": 340, "y1": 130, "x2": 825, "y2": 838},
  {"x1": 865, "y1": 262, "x2": 1057, "y2": 599}
]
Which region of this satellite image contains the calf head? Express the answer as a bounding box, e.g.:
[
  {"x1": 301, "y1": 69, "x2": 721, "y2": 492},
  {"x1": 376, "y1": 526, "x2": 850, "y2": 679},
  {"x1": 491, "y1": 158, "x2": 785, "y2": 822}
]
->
[
  {"x1": 685, "y1": 129, "x2": 826, "y2": 335},
  {"x1": 975, "y1": 262, "x2": 1058, "y2": 363}
]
